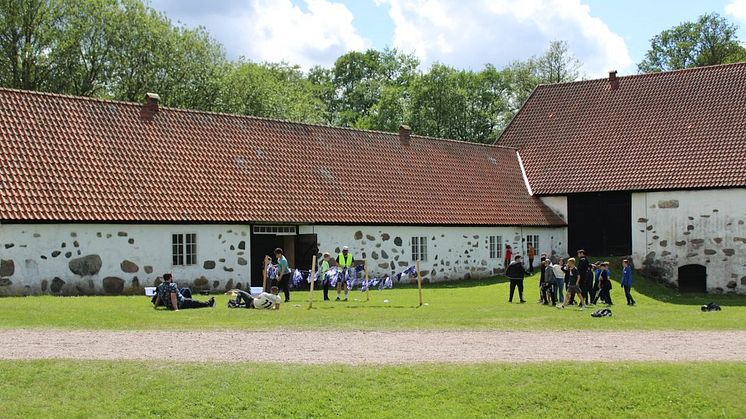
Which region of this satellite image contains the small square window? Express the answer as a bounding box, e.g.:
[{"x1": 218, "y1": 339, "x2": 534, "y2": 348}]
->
[
  {"x1": 411, "y1": 236, "x2": 428, "y2": 262},
  {"x1": 172, "y1": 233, "x2": 197, "y2": 266}
]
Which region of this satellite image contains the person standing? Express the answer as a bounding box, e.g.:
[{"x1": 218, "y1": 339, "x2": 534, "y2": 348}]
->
[
  {"x1": 504, "y1": 245, "x2": 512, "y2": 270},
  {"x1": 542, "y1": 259, "x2": 557, "y2": 305},
  {"x1": 558, "y1": 258, "x2": 585, "y2": 310},
  {"x1": 577, "y1": 250, "x2": 592, "y2": 306},
  {"x1": 336, "y1": 246, "x2": 353, "y2": 301},
  {"x1": 527, "y1": 244, "x2": 536, "y2": 274},
  {"x1": 505, "y1": 255, "x2": 527, "y2": 303},
  {"x1": 597, "y1": 262, "x2": 613, "y2": 306},
  {"x1": 621, "y1": 259, "x2": 636, "y2": 306},
  {"x1": 320, "y1": 252, "x2": 332, "y2": 301},
  {"x1": 273, "y1": 248, "x2": 291, "y2": 302},
  {"x1": 552, "y1": 258, "x2": 565, "y2": 304},
  {"x1": 538, "y1": 254, "x2": 547, "y2": 303}
]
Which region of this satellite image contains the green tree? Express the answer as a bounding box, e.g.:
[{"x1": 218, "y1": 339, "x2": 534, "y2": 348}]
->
[
  {"x1": 217, "y1": 61, "x2": 327, "y2": 123},
  {"x1": 0, "y1": 0, "x2": 62, "y2": 90},
  {"x1": 324, "y1": 47, "x2": 418, "y2": 129},
  {"x1": 409, "y1": 64, "x2": 509, "y2": 143},
  {"x1": 638, "y1": 13, "x2": 746, "y2": 73},
  {"x1": 502, "y1": 40, "x2": 582, "y2": 121}
]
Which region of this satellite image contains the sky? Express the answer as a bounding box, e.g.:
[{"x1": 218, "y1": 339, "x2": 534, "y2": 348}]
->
[{"x1": 149, "y1": 0, "x2": 746, "y2": 78}]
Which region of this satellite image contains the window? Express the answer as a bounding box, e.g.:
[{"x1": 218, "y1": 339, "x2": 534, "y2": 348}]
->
[
  {"x1": 411, "y1": 236, "x2": 428, "y2": 262},
  {"x1": 526, "y1": 235, "x2": 540, "y2": 254},
  {"x1": 253, "y1": 225, "x2": 296, "y2": 235},
  {"x1": 172, "y1": 233, "x2": 197, "y2": 266},
  {"x1": 489, "y1": 235, "x2": 502, "y2": 259}
]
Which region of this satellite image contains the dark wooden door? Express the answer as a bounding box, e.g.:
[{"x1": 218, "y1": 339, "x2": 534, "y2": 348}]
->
[{"x1": 568, "y1": 192, "x2": 631, "y2": 257}]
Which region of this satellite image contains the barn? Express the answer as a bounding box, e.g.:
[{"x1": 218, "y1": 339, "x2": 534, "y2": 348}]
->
[{"x1": 498, "y1": 63, "x2": 746, "y2": 294}]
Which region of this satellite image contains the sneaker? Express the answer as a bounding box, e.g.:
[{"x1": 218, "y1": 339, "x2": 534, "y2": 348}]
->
[
  {"x1": 324, "y1": 298, "x2": 330, "y2": 301},
  {"x1": 557, "y1": 305, "x2": 565, "y2": 309},
  {"x1": 335, "y1": 297, "x2": 340, "y2": 301},
  {"x1": 520, "y1": 300, "x2": 526, "y2": 304},
  {"x1": 579, "y1": 306, "x2": 585, "y2": 311},
  {"x1": 343, "y1": 297, "x2": 348, "y2": 301}
]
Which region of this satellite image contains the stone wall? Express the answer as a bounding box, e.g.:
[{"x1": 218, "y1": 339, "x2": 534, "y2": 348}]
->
[
  {"x1": 301, "y1": 225, "x2": 567, "y2": 283},
  {"x1": 0, "y1": 223, "x2": 251, "y2": 296},
  {"x1": 631, "y1": 189, "x2": 746, "y2": 293}
]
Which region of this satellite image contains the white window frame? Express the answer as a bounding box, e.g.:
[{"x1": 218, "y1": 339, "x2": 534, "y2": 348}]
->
[
  {"x1": 489, "y1": 235, "x2": 502, "y2": 259},
  {"x1": 253, "y1": 225, "x2": 297, "y2": 235},
  {"x1": 172, "y1": 233, "x2": 197, "y2": 266},
  {"x1": 411, "y1": 236, "x2": 428, "y2": 262},
  {"x1": 526, "y1": 235, "x2": 540, "y2": 255}
]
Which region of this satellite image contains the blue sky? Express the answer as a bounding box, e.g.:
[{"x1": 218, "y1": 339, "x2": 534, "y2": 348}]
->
[{"x1": 150, "y1": 0, "x2": 746, "y2": 78}]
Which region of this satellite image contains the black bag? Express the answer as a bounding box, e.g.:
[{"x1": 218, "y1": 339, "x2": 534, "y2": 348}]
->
[
  {"x1": 701, "y1": 302, "x2": 722, "y2": 312},
  {"x1": 591, "y1": 308, "x2": 612, "y2": 317}
]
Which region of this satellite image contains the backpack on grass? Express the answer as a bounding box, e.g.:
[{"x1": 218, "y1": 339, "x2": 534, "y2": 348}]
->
[
  {"x1": 701, "y1": 302, "x2": 722, "y2": 312},
  {"x1": 591, "y1": 308, "x2": 612, "y2": 317}
]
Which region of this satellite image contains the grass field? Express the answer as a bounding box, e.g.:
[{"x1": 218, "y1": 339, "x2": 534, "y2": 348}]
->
[
  {"x1": 2, "y1": 360, "x2": 745, "y2": 418},
  {"x1": 3, "y1": 269, "x2": 746, "y2": 418},
  {"x1": 1, "y1": 272, "x2": 744, "y2": 331}
]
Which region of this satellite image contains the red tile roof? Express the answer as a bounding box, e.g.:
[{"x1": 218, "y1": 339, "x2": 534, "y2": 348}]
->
[
  {"x1": 497, "y1": 63, "x2": 746, "y2": 195},
  {"x1": 0, "y1": 88, "x2": 563, "y2": 226}
]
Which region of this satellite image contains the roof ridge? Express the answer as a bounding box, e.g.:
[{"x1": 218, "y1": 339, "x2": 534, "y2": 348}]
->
[
  {"x1": 0, "y1": 86, "x2": 517, "y2": 152},
  {"x1": 534, "y1": 61, "x2": 746, "y2": 91}
]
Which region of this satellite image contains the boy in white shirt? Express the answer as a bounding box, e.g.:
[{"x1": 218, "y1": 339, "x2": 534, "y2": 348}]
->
[{"x1": 227, "y1": 286, "x2": 282, "y2": 310}]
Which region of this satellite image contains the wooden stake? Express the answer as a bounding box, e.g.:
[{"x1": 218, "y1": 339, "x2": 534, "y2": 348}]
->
[
  {"x1": 364, "y1": 259, "x2": 370, "y2": 302},
  {"x1": 308, "y1": 255, "x2": 317, "y2": 309},
  {"x1": 416, "y1": 260, "x2": 423, "y2": 307},
  {"x1": 262, "y1": 255, "x2": 270, "y2": 292}
]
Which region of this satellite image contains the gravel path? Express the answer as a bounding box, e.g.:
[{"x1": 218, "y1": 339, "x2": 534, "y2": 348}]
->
[{"x1": 2, "y1": 330, "x2": 746, "y2": 364}]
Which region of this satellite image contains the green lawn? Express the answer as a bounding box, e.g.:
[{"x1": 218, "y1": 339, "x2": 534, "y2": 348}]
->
[
  {"x1": 1, "y1": 360, "x2": 745, "y2": 418},
  {"x1": 1, "y1": 272, "x2": 744, "y2": 331}
]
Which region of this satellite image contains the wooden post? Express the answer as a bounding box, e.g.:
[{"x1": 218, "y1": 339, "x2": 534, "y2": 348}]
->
[
  {"x1": 364, "y1": 259, "x2": 370, "y2": 302},
  {"x1": 308, "y1": 255, "x2": 317, "y2": 309},
  {"x1": 262, "y1": 256, "x2": 270, "y2": 291},
  {"x1": 416, "y1": 260, "x2": 423, "y2": 307}
]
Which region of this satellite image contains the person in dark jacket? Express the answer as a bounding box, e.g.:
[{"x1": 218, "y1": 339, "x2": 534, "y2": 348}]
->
[
  {"x1": 577, "y1": 249, "x2": 593, "y2": 305},
  {"x1": 621, "y1": 259, "x2": 636, "y2": 306},
  {"x1": 505, "y1": 255, "x2": 527, "y2": 303}
]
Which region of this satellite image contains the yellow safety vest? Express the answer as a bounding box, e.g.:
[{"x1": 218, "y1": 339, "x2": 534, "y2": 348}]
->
[{"x1": 338, "y1": 253, "x2": 353, "y2": 268}]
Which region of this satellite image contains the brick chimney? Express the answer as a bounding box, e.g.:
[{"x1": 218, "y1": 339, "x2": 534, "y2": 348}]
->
[
  {"x1": 399, "y1": 124, "x2": 411, "y2": 145},
  {"x1": 144, "y1": 92, "x2": 160, "y2": 113},
  {"x1": 608, "y1": 70, "x2": 619, "y2": 91}
]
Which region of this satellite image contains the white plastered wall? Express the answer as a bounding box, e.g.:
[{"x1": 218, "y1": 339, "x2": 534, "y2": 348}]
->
[
  {"x1": 0, "y1": 223, "x2": 251, "y2": 295},
  {"x1": 631, "y1": 189, "x2": 746, "y2": 293},
  {"x1": 299, "y1": 225, "x2": 567, "y2": 282}
]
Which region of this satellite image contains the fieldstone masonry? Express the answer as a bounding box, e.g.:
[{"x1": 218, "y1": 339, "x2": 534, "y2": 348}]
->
[
  {"x1": 307, "y1": 225, "x2": 565, "y2": 284},
  {"x1": 0, "y1": 224, "x2": 250, "y2": 296},
  {"x1": 633, "y1": 190, "x2": 746, "y2": 294}
]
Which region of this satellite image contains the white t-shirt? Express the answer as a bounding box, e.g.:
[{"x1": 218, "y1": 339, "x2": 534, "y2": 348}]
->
[
  {"x1": 552, "y1": 264, "x2": 565, "y2": 279},
  {"x1": 253, "y1": 292, "x2": 281, "y2": 309}
]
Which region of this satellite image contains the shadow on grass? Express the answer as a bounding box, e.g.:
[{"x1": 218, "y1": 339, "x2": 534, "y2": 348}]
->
[{"x1": 595, "y1": 257, "x2": 746, "y2": 307}]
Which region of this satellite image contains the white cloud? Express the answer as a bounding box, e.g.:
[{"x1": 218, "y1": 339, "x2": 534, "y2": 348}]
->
[
  {"x1": 151, "y1": 0, "x2": 371, "y2": 69},
  {"x1": 726, "y1": 0, "x2": 746, "y2": 23},
  {"x1": 377, "y1": 0, "x2": 632, "y2": 78}
]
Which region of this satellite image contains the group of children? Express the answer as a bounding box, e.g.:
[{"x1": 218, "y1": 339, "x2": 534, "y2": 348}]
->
[{"x1": 534, "y1": 250, "x2": 637, "y2": 310}]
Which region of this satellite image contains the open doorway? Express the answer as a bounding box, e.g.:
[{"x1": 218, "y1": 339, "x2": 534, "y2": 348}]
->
[
  {"x1": 678, "y1": 264, "x2": 707, "y2": 293},
  {"x1": 249, "y1": 225, "x2": 317, "y2": 289}
]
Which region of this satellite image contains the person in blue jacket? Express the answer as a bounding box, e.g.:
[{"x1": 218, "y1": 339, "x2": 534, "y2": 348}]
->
[{"x1": 621, "y1": 259, "x2": 636, "y2": 306}]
